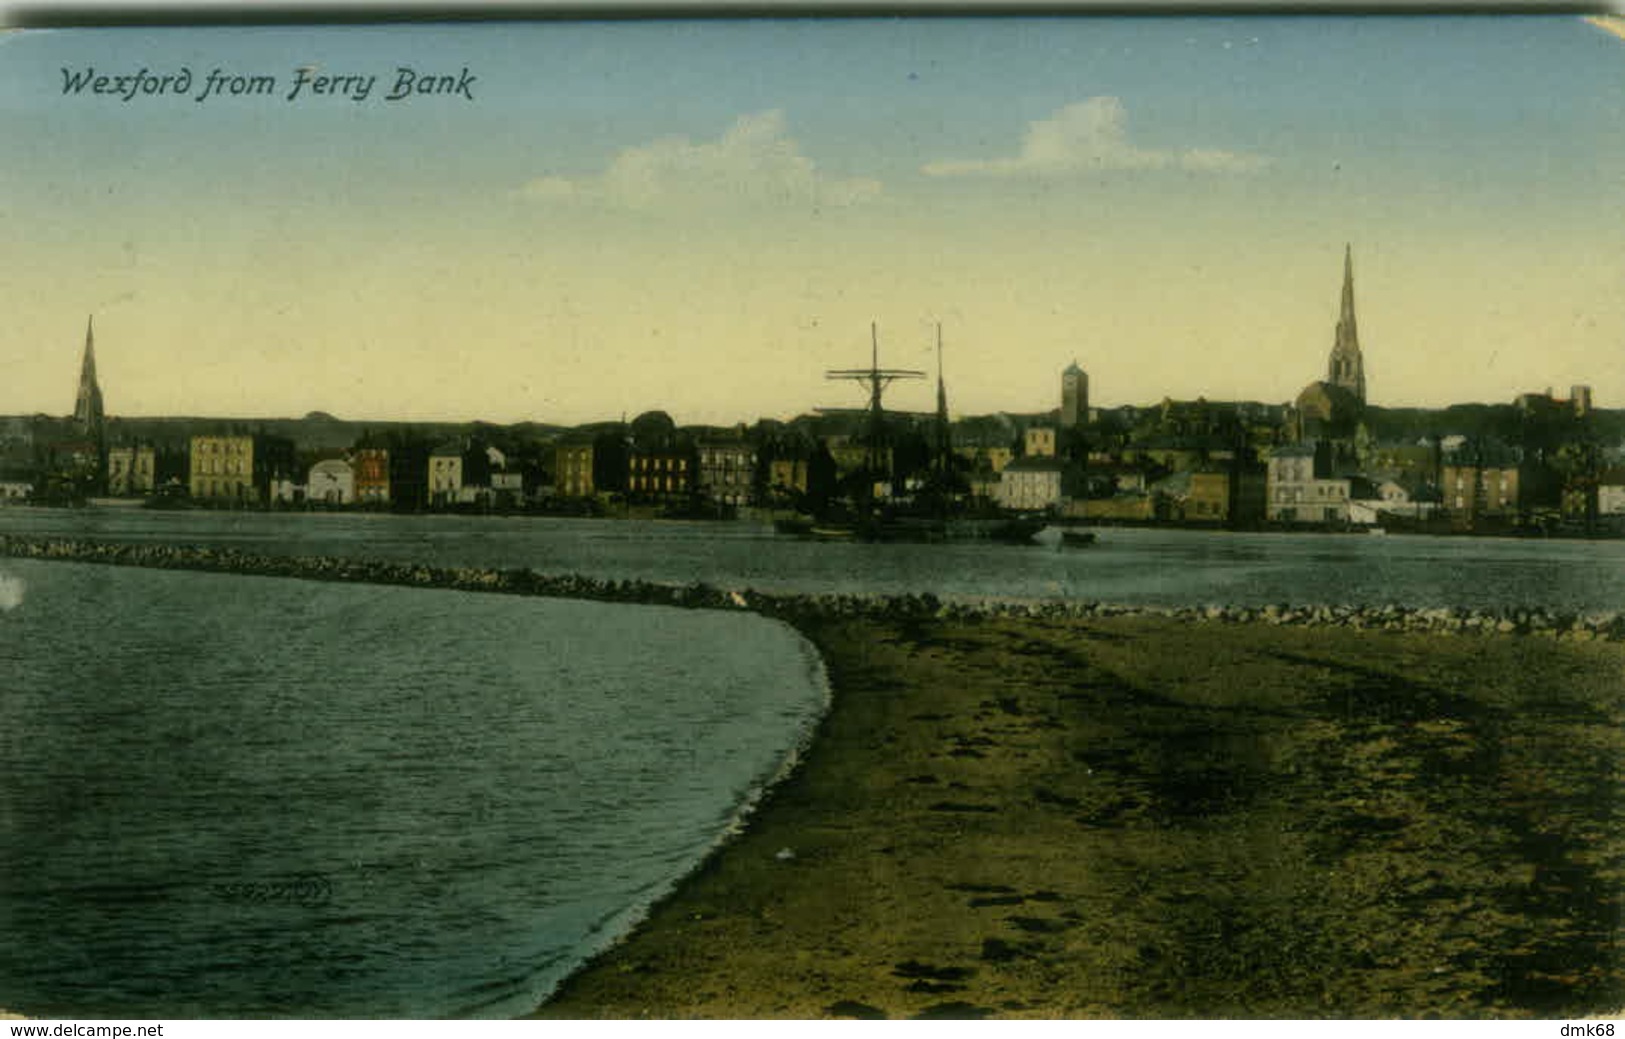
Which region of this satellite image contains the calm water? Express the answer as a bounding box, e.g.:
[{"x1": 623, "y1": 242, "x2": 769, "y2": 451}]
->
[
  {"x1": 2, "y1": 507, "x2": 1622, "y2": 1018},
  {"x1": 3, "y1": 507, "x2": 1625, "y2": 610},
  {"x1": 0, "y1": 559, "x2": 826, "y2": 1018}
]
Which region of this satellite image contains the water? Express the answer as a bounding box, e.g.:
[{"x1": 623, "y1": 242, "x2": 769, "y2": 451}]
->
[
  {"x1": 3, "y1": 507, "x2": 1623, "y2": 1018},
  {"x1": 0, "y1": 559, "x2": 827, "y2": 1018},
  {"x1": 3, "y1": 507, "x2": 1625, "y2": 610}
]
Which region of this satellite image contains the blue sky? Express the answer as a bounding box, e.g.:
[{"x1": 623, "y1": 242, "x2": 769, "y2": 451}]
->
[{"x1": 2, "y1": 16, "x2": 1623, "y2": 424}]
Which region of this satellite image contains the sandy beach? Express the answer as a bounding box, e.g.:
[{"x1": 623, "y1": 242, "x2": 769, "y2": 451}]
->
[{"x1": 536, "y1": 613, "x2": 1625, "y2": 1019}]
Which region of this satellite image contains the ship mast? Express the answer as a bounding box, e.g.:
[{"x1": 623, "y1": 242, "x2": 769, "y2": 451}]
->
[{"x1": 825, "y1": 322, "x2": 924, "y2": 503}]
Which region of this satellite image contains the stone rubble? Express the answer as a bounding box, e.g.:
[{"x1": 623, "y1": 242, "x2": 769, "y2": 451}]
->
[{"x1": 3, "y1": 534, "x2": 1622, "y2": 642}]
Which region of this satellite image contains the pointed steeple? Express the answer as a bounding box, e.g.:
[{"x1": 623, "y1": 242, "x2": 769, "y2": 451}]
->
[
  {"x1": 935, "y1": 323, "x2": 952, "y2": 475},
  {"x1": 1340, "y1": 243, "x2": 1356, "y2": 325},
  {"x1": 73, "y1": 314, "x2": 105, "y2": 437},
  {"x1": 1327, "y1": 244, "x2": 1366, "y2": 404}
]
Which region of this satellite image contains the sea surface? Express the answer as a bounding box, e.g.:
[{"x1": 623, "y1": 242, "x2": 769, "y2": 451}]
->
[
  {"x1": 4, "y1": 507, "x2": 1625, "y2": 610},
  {"x1": 0, "y1": 558, "x2": 827, "y2": 1018}
]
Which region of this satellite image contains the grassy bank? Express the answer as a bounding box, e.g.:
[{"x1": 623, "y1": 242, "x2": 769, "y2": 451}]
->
[{"x1": 535, "y1": 614, "x2": 1625, "y2": 1019}]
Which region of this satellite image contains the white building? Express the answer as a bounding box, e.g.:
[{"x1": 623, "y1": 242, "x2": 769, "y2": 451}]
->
[
  {"x1": 308, "y1": 458, "x2": 355, "y2": 505},
  {"x1": 106, "y1": 445, "x2": 156, "y2": 496},
  {"x1": 1266, "y1": 441, "x2": 1353, "y2": 524},
  {"x1": 698, "y1": 440, "x2": 756, "y2": 507},
  {"x1": 1598, "y1": 469, "x2": 1625, "y2": 516},
  {"x1": 270, "y1": 476, "x2": 305, "y2": 504},
  {"x1": 429, "y1": 443, "x2": 465, "y2": 506},
  {"x1": 491, "y1": 470, "x2": 524, "y2": 505},
  {"x1": 998, "y1": 457, "x2": 1065, "y2": 512}
]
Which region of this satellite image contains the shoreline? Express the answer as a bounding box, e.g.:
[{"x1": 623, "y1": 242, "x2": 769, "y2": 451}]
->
[
  {"x1": 3, "y1": 534, "x2": 1624, "y2": 640},
  {"x1": 4, "y1": 536, "x2": 1623, "y2": 1017},
  {"x1": 536, "y1": 613, "x2": 1625, "y2": 1019}
]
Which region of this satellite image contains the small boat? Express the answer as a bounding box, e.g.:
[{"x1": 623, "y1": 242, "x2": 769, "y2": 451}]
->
[
  {"x1": 810, "y1": 525, "x2": 858, "y2": 540},
  {"x1": 1060, "y1": 530, "x2": 1098, "y2": 548}
]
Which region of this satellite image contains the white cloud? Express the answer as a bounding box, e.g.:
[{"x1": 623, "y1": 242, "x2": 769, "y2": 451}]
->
[
  {"x1": 921, "y1": 97, "x2": 1268, "y2": 179},
  {"x1": 515, "y1": 110, "x2": 882, "y2": 210}
]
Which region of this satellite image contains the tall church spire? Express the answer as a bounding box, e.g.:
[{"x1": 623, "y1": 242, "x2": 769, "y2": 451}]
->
[
  {"x1": 934, "y1": 323, "x2": 952, "y2": 477},
  {"x1": 74, "y1": 314, "x2": 105, "y2": 438},
  {"x1": 1327, "y1": 243, "x2": 1366, "y2": 404}
]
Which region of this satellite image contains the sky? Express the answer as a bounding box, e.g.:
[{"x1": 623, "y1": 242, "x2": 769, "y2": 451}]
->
[{"x1": 2, "y1": 15, "x2": 1624, "y2": 426}]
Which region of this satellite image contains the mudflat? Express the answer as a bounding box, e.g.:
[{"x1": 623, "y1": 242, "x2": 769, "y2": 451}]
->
[{"x1": 535, "y1": 614, "x2": 1625, "y2": 1019}]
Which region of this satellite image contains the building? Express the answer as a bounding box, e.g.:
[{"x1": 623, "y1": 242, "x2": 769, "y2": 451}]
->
[
  {"x1": 429, "y1": 441, "x2": 466, "y2": 506},
  {"x1": 1081, "y1": 464, "x2": 1149, "y2": 498},
  {"x1": 188, "y1": 434, "x2": 245, "y2": 503},
  {"x1": 1374, "y1": 477, "x2": 1436, "y2": 507},
  {"x1": 955, "y1": 444, "x2": 1014, "y2": 475},
  {"x1": 308, "y1": 457, "x2": 355, "y2": 505},
  {"x1": 106, "y1": 445, "x2": 156, "y2": 496},
  {"x1": 1440, "y1": 440, "x2": 1528, "y2": 525},
  {"x1": 1442, "y1": 463, "x2": 1521, "y2": 521},
  {"x1": 1595, "y1": 468, "x2": 1625, "y2": 520},
  {"x1": 628, "y1": 448, "x2": 694, "y2": 502},
  {"x1": 38, "y1": 317, "x2": 109, "y2": 499},
  {"x1": 270, "y1": 473, "x2": 305, "y2": 504},
  {"x1": 768, "y1": 457, "x2": 809, "y2": 502},
  {"x1": 188, "y1": 433, "x2": 295, "y2": 505},
  {"x1": 1348, "y1": 477, "x2": 1440, "y2": 526},
  {"x1": 352, "y1": 448, "x2": 390, "y2": 504},
  {"x1": 0, "y1": 472, "x2": 31, "y2": 503},
  {"x1": 1292, "y1": 246, "x2": 1368, "y2": 448},
  {"x1": 1172, "y1": 470, "x2": 1235, "y2": 523},
  {"x1": 1360, "y1": 438, "x2": 1440, "y2": 484},
  {"x1": 1023, "y1": 426, "x2": 1057, "y2": 459},
  {"x1": 73, "y1": 316, "x2": 105, "y2": 448},
  {"x1": 697, "y1": 439, "x2": 756, "y2": 508},
  {"x1": 1147, "y1": 467, "x2": 1266, "y2": 526},
  {"x1": 1266, "y1": 441, "x2": 1353, "y2": 524},
  {"x1": 1293, "y1": 381, "x2": 1364, "y2": 443},
  {"x1": 1123, "y1": 436, "x2": 1212, "y2": 473},
  {"x1": 1061, "y1": 362, "x2": 1088, "y2": 430},
  {"x1": 491, "y1": 469, "x2": 524, "y2": 507},
  {"x1": 1326, "y1": 244, "x2": 1365, "y2": 404},
  {"x1": 387, "y1": 443, "x2": 430, "y2": 511},
  {"x1": 1516, "y1": 386, "x2": 1593, "y2": 419},
  {"x1": 997, "y1": 457, "x2": 1065, "y2": 512},
  {"x1": 1065, "y1": 493, "x2": 1154, "y2": 522},
  {"x1": 554, "y1": 439, "x2": 595, "y2": 498}
]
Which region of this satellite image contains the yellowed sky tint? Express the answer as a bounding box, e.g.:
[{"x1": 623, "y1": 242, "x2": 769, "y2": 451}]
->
[{"x1": 4, "y1": 19, "x2": 1625, "y2": 427}]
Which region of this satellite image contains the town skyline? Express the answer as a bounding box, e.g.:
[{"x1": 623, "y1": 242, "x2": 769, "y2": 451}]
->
[{"x1": 3, "y1": 17, "x2": 1624, "y2": 425}]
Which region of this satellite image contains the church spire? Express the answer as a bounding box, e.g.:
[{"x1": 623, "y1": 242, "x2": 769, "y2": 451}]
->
[
  {"x1": 934, "y1": 323, "x2": 952, "y2": 477},
  {"x1": 1327, "y1": 244, "x2": 1366, "y2": 404},
  {"x1": 74, "y1": 314, "x2": 105, "y2": 438},
  {"x1": 1340, "y1": 243, "x2": 1356, "y2": 326}
]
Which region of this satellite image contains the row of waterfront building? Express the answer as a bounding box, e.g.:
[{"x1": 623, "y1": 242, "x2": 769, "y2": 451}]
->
[{"x1": 9, "y1": 246, "x2": 1624, "y2": 532}]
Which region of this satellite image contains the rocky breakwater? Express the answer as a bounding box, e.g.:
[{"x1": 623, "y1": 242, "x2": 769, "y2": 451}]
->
[{"x1": 3, "y1": 534, "x2": 1623, "y2": 641}]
